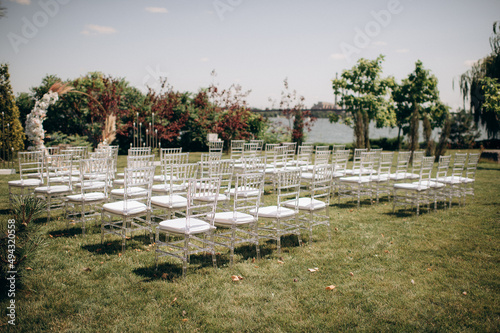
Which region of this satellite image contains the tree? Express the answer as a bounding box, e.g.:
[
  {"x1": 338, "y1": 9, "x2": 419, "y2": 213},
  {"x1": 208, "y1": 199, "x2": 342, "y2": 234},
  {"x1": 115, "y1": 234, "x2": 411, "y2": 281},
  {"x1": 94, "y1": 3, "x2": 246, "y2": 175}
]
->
[
  {"x1": 448, "y1": 109, "x2": 481, "y2": 149},
  {"x1": 392, "y1": 60, "x2": 447, "y2": 157},
  {"x1": 0, "y1": 63, "x2": 25, "y2": 157},
  {"x1": 331, "y1": 55, "x2": 394, "y2": 148},
  {"x1": 459, "y1": 21, "x2": 500, "y2": 139}
]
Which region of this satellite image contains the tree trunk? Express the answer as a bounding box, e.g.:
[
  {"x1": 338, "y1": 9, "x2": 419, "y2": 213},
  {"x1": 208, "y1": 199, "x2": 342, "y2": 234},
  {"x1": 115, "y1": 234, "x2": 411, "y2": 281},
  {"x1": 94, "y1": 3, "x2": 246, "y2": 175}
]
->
[
  {"x1": 354, "y1": 110, "x2": 365, "y2": 148},
  {"x1": 435, "y1": 113, "x2": 451, "y2": 161},
  {"x1": 397, "y1": 125, "x2": 402, "y2": 150},
  {"x1": 423, "y1": 115, "x2": 434, "y2": 156},
  {"x1": 363, "y1": 112, "x2": 370, "y2": 149},
  {"x1": 409, "y1": 105, "x2": 419, "y2": 163}
]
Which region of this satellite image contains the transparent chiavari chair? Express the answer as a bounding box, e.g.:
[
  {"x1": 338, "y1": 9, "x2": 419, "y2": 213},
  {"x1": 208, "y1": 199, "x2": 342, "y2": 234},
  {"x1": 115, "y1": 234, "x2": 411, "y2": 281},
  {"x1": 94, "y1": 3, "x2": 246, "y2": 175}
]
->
[
  {"x1": 338, "y1": 152, "x2": 376, "y2": 208},
  {"x1": 8, "y1": 151, "x2": 44, "y2": 201}
]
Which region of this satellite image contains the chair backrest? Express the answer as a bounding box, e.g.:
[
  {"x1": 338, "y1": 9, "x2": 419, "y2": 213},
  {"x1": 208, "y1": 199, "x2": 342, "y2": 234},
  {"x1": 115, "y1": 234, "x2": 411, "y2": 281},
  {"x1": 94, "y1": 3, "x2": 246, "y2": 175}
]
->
[
  {"x1": 123, "y1": 165, "x2": 156, "y2": 205},
  {"x1": 268, "y1": 146, "x2": 287, "y2": 169},
  {"x1": 333, "y1": 144, "x2": 346, "y2": 152},
  {"x1": 297, "y1": 145, "x2": 314, "y2": 164},
  {"x1": 17, "y1": 151, "x2": 44, "y2": 181},
  {"x1": 394, "y1": 151, "x2": 411, "y2": 176},
  {"x1": 352, "y1": 148, "x2": 368, "y2": 172},
  {"x1": 160, "y1": 152, "x2": 189, "y2": 179},
  {"x1": 450, "y1": 153, "x2": 467, "y2": 181},
  {"x1": 128, "y1": 147, "x2": 152, "y2": 157},
  {"x1": 315, "y1": 145, "x2": 330, "y2": 152},
  {"x1": 208, "y1": 140, "x2": 224, "y2": 153},
  {"x1": 276, "y1": 169, "x2": 301, "y2": 208},
  {"x1": 185, "y1": 177, "x2": 220, "y2": 232},
  {"x1": 416, "y1": 156, "x2": 435, "y2": 187},
  {"x1": 230, "y1": 140, "x2": 245, "y2": 160},
  {"x1": 333, "y1": 150, "x2": 350, "y2": 173},
  {"x1": 377, "y1": 152, "x2": 394, "y2": 177},
  {"x1": 211, "y1": 159, "x2": 235, "y2": 195},
  {"x1": 45, "y1": 146, "x2": 60, "y2": 156},
  {"x1": 199, "y1": 153, "x2": 222, "y2": 178},
  {"x1": 231, "y1": 172, "x2": 265, "y2": 215},
  {"x1": 436, "y1": 155, "x2": 451, "y2": 180},
  {"x1": 264, "y1": 143, "x2": 280, "y2": 152},
  {"x1": 465, "y1": 153, "x2": 480, "y2": 180},
  {"x1": 45, "y1": 153, "x2": 73, "y2": 188},
  {"x1": 249, "y1": 139, "x2": 264, "y2": 151},
  {"x1": 314, "y1": 150, "x2": 331, "y2": 166},
  {"x1": 411, "y1": 151, "x2": 425, "y2": 173},
  {"x1": 359, "y1": 152, "x2": 376, "y2": 177},
  {"x1": 127, "y1": 154, "x2": 154, "y2": 169},
  {"x1": 78, "y1": 157, "x2": 111, "y2": 196},
  {"x1": 238, "y1": 155, "x2": 266, "y2": 174},
  {"x1": 309, "y1": 164, "x2": 334, "y2": 204}
]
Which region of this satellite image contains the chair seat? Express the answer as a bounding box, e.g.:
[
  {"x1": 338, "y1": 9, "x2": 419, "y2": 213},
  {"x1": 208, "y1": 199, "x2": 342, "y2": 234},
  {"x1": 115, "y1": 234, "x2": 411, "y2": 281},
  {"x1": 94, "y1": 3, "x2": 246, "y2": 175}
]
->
[
  {"x1": 333, "y1": 171, "x2": 346, "y2": 178},
  {"x1": 432, "y1": 176, "x2": 462, "y2": 184},
  {"x1": 158, "y1": 217, "x2": 213, "y2": 234},
  {"x1": 225, "y1": 186, "x2": 261, "y2": 197},
  {"x1": 67, "y1": 192, "x2": 107, "y2": 202},
  {"x1": 283, "y1": 197, "x2": 326, "y2": 211},
  {"x1": 339, "y1": 175, "x2": 371, "y2": 183},
  {"x1": 393, "y1": 183, "x2": 429, "y2": 191},
  {"x1": 151, "y1": 195, "x2": 187, "y2": 209},
  {"x1": 193, "y1": 193, "x2": 228, "y2": 202},
  {"x1": 153, "y1": 175, "x2": 177, "y2": 182},
  {"x1": 370, "y1": 175, "x2": 390, "y2": 182},
  {"x1": 459, "y1": 177, "x2": 475, "y2": 184},
  {"x1": 213, "y1": 211, "x2": 256, "y2": 226},
  {"x1": 102, "y1": 200, "x2": 147, "y2": 216},
  {"x1": 27, "y1": 172, "x2": 55, "y2": 179},
  {"x1": 74, "y1": 181, "x2": 106, "y2": 190},
  {"x1": 49, "y1": 176, "x2": 79, "y2": 183},
  {"x1": 110, "y1": 187, "x2": 147, "y2": 198},
  {"x1": 152, "y1": 183, "x2": 186, "y2": 193},
  {"x1": 8, "y1": 179, "x2": 42, "y2": 187},
  {"x1": 250, "y1": 205, "x2": 296, "y2": 218},
  {"x1": 34, "y1": 185, "x2": 71, "y2": 194},
  {"x1": 416, "y1": 180, "x2": 445, "y2": 188}
]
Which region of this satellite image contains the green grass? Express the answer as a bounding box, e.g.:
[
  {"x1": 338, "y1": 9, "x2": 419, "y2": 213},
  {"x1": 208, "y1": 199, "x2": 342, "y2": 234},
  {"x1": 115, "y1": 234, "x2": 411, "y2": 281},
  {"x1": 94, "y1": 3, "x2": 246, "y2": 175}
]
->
[{"x1": 0, "y1": 153, "x2": 499, "y2": 332}]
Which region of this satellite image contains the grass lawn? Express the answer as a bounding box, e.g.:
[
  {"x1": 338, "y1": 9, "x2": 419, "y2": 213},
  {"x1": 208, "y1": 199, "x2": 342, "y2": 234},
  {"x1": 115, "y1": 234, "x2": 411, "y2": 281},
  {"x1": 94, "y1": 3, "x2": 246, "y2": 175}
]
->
[{"x1": 0, "y1": 152, "x2": 499, "y2": 332}]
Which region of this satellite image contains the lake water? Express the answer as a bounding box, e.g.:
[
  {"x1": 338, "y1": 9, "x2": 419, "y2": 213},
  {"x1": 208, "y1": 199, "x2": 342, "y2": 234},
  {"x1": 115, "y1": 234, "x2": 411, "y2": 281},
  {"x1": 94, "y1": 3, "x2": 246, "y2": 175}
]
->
[{"x1": 270, "y1": 117, "x2": 487, "y2": 144}]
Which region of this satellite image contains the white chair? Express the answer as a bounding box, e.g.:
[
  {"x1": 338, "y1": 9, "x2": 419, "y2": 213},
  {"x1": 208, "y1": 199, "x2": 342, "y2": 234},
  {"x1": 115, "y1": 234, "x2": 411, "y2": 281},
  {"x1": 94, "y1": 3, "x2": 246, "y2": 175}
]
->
[
  {"x1": 128, "y1": 146, "x2": 152, "y2": 156},
  {"x1": 34, "y1": 153, "x2": 74, "y2": 222},
  {"x1": 249, "y1": 139, "x2": 264, "y2": 152},
  {"x1": 8, "y1": 151, "x2": 44, "y2": 201},
  {"x1": 393, "y1": 156, "x2": 436, "y2": 215},
  {"x1": 112, "y1": 154, "x2": 154, "y2": 193},
  {"x1": 195, "y1": 159, "x2": 234, "y2": 210},
  {"x1": 433, "y1": 153, "x2": 467, "y2": 208},
  {"x1": 333, "y1": 144, "x2": 346, "y2": 152},
  {"x1": 369, "y1": 152, "x2": 394, "y2": 203},
  {"x1": 388, "y1": 151, "x2": 412, "y2": 183},
  {"x1": 230, "y1": 140, "x2": 245, "y2": 160},
  {"x1": 338, "y1": 152, "x2": 376, "y2": 208},
  {"x1": 213, "y1": 172, "x2": 265, "y2": 265},
  {"x1": 65, "y1": 157, "x2": 110, "y2": 235},
  {"x1": 155, "y1": 176, "x2": 220, "y2": 277},
  {"x1": 208, "y1": 140, "x2": 224, "y2": 154},
  {"x1": 153, "y1": 152, "x2": 189, "y2": 185},
  {"x1": 234, "y1": 155, "x2": 266, "y2": 174},
  {"x1": 284, "y1": 164, "x2": 333, "y2": 243},
  {"x1": 461, "y1": 153, "x2": 480, "y2": 204},
  {"x1": 344, "y1": 148, "x2": 368, "y2": 176},
  {"x1": 151, "y1": 162, "x2": 199, "y2": 222},
  {"x1": 430, "y1": 155, "x2": 451, "y2": 210},
  {"x1": 331, "y1": 150, "x2": 350, "y2": 197},
  {"x1": 101, "y1": 165, "x2": 156, "y2": 251},
  {"x1": 406, "y1": 151, "x2": 425, "y2": 180},
  {"x1": 251, "y1": 169, "x2": 301, "y2": 255}
]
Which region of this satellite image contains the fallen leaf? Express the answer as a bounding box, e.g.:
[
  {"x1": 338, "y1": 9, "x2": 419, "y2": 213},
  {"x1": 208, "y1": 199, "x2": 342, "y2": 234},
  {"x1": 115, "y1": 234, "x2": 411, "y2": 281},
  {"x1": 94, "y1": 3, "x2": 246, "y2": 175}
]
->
[
  {"x1": 390, "y1": 241, "x2": 393, "y2": 244},
  {"x1": 277, "y1": 260, "x2": 284, "y2": 264},
  {"x1": 171, "y1": 297, "x2": 177, "y2": 304},
  {"x1": 384, "y1": 250, "x2": 390, "y2": 253},
  {"x1": 334, "y1": 227, "x2": 338, "y2": 231},
  {"x1": 135, "y1": 249, "x2": 141, "y2": 252},
  {"x1": 254, "y1": 265, "x2": 259, "y2": 268},
  {"x1": 427, "y1": 268, "x2": 432, "y2": 272},
  {"x1": 251, "y1": 258, "x2": 256, "y2": 263},
  {"x1": 325, "y1": 285, "x2": 336, "y2": 290},
  {"x1": 411, "y1": 279, "x2": 415, "y2": 285},
  {"x1": 161, "y1": 273, "x2": 168, "y2": 279},
  {"x1": 381, "y1": 233, "x2": 384, "y2": 237},
  {"x1": 293, "y1": 278, "x2": 298, "y2": 282},
  {"x1": 96, "y1": 248, "x2": 101, "y2": 253},
  {"x1": 49, "y1": 234, "x2": 53, "y2": 238},
  {"x1": 308, "y1": 268, "x2": 319, "y2": 272},
  {"x1": 106, "y1": 243, "x2": 111, "y2": 246},
  {"x1": 349, "y1": 272, "x2": 354, "y2": 276},
  {"x1": 238, "y1": 275, "x2": 244, "y2": 280},
  {"x1": 462, "y1": 291, "x2": 467, "y2": 295},
  {"x1": 118, "y1": 253, "x2": 122, "y2": 257},
  {"x1": 182, "y1": 310, "x2": 186, "y2": 316},
  {"x1": 100, "y1": 262, "x2": 104, "y2": 264},
  {"x1": 26, "y1": 267, "x2": 33, "y2": 271},
  {"x1": 349, "y1": 209, "x2": 354, "y2": 212},
  {"x1": 231, "y1": 275, "x2": 240, "y2": 282},
  {"x1": 83, "y1": 267, "x2": 92, "y2": 272},
  {"x1": 182, "y1": 318, "x2": 188, "y2": 322}
]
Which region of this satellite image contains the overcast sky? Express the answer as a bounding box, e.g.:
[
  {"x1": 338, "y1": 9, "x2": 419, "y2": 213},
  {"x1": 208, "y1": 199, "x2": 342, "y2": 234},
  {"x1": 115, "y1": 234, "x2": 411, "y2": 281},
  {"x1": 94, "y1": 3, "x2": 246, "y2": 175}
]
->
[{"x1": 1, "y1": 0, "x2": 499, "y2": 110}]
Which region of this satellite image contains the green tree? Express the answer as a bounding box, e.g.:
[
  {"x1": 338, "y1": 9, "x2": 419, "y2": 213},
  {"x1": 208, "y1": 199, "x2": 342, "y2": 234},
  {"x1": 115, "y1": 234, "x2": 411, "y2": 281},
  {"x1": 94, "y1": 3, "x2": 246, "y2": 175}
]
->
[
  {"x1": 331, "y1": 55, "x2": 394, "y2": 148},
  {"x1": 392, "y1": 60, "x2": 447, "y2": 157},
  {"x1": 0, "y1": 63, "x2": 25, "y2": 156},
  {"x1": 448, "y1": 109, "x2": 481, "y2": 149},
  {"x1": 459, "y1": 21, "x2": 500, "y2": 139}
]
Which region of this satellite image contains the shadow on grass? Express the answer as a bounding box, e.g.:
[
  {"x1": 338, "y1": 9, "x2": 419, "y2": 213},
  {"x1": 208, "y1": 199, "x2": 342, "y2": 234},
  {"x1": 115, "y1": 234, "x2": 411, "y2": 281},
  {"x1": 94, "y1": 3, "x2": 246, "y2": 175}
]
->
[{"x1": 81, "y1": 234, "x2": 153, "y2": 255}]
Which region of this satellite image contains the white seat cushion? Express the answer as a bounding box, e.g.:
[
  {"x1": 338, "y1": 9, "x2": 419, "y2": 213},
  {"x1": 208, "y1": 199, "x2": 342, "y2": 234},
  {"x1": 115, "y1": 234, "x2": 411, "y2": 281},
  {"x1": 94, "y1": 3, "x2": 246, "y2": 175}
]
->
[
  {"x1": 74, "y1": 181, "x2": 106, "y2": 190},
  {"x1": 339, "y1": 176, "x2": 371, "y2": 183},
  {"x1": 213, "y1": 211, "x2": 256, "y2": 226},
  {"x1": 152, "y1": 183, "x2": 186, "y2": 193},
  {"x1": 250, "y1": 205, "x2": 296, "y2": 218},
  {"x1": 370, "y1": 175, "x2": 390, "y2": 182},
  {"x1": 67, "y1": 192, "x2": 106, "y2": 202},
  {"x1": 103, "y1": 200, "x2": 147, "y2": 216},
  {"x1": 417, "y1": 180, "x2": 445, "y2": 188},
  {"x1": 225, "y1": 186, "x2": 261, "y2": 197},
  {"x1": 432, "y1": 176, "x2": 462, "y2": 184},
  {"x1": 34, "y1": 185, "x2": 71, "y2": 194},
  {"x1": 459, "y1": 177, "x2": 475, "y2": 184},
  {"x1": 8, "y1": 179, "x2": 42, "y2": 187},
  {"x1": 153, "y1": 175, "x2": 177, "y2": 182},
  {"x1": 49, "y1": 176, "x2": 79, "y2": 183},
  {"x1": 393, "y1": 183, "x2": 428, "y2": 191},
  {"x1": 158, "y1": 217, "x2": 212, "y2": 234},
  {"x1": 283, "y1": 197, "x2": 326, "y2": 211},
  {"x1": 194, "y1": 193, "x2": 228, "y2": 202},
  {"x1": 151, "y1": 195, "x2": 187, "y2": 209},
  {"x1": 110, "y1": 187, "x2": 147, "y2": 198}
]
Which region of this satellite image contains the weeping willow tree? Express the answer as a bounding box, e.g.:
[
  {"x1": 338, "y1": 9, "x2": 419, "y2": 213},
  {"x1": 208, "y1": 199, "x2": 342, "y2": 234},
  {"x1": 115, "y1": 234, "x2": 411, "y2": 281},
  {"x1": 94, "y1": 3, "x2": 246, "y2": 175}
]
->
[{"x1": 459, "y1": 21, "x2": 500, "y2": 139}]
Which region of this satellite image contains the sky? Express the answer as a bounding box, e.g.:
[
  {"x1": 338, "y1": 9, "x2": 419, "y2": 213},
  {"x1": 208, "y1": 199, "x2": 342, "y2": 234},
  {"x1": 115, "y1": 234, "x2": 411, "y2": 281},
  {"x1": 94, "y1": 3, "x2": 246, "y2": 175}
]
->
[{"x1": 0, "y1": 0, "x2": 499, "y2": 110}]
